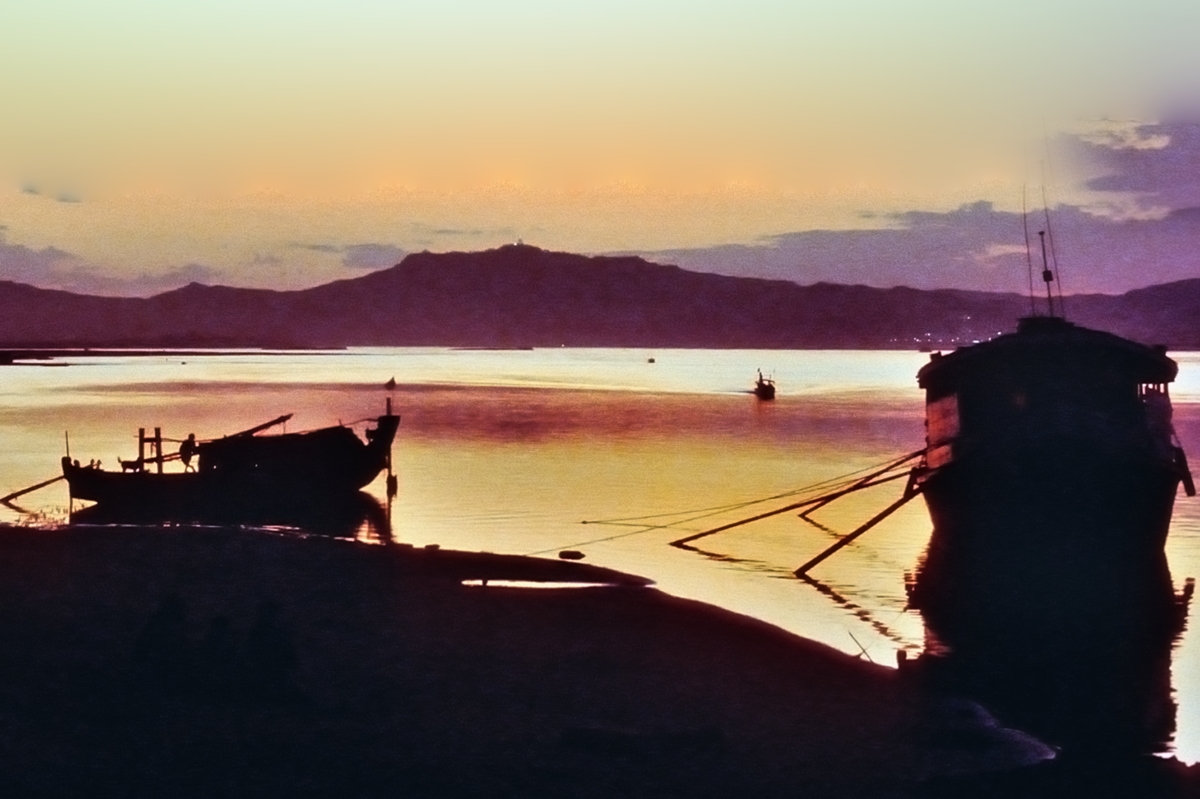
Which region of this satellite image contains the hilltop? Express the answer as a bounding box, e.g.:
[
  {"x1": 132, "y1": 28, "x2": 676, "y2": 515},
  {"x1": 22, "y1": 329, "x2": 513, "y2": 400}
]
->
[{"x1": 1, "y1": 244, "x2": 1197, "y2": 349}]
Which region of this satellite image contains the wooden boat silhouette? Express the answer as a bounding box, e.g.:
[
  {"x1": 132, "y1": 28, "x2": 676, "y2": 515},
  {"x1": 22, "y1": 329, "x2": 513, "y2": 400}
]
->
[
  {"x1": 906, "y1": 316, "x2": 1197, "y2": 754},
  {"x1": 62, "y1": 405, "x2": 400, "y2": 519},
  {"x1": 910, "y1": 316, "x2": 1194, "y2": 631},
  {"x1": 753, "y1": 370, "x2": 776, "y2": 400}
]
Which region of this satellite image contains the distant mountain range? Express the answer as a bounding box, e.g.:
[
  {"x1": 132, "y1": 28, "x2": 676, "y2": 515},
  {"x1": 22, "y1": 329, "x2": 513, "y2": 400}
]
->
[{"x1": 1, "y1": 244, "x2": 1199, "y2": 350}]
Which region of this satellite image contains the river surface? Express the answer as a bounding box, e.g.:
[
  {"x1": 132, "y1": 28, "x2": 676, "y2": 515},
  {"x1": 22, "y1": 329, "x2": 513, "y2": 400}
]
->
[{"x1": 2, "y1": 346, "x2": 1199, "y2": 761}]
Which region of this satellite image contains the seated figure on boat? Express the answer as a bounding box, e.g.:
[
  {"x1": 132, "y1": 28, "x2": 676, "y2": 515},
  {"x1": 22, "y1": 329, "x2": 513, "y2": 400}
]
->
[{"x1": 180, "y1": 434, "x2": 197, "y2": 472}]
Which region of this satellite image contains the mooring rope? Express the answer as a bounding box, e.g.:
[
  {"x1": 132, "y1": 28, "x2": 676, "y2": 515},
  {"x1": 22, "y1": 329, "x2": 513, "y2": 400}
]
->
[
  {"x1": 578, "y1": 450, "x2": 922, "y2": 529},
  {"x1": 527, "y1": 450, "x2": 922, "y2": 557}
]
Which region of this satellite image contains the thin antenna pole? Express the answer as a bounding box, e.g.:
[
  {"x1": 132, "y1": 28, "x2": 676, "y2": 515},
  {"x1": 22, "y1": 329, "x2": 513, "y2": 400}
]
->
[
  {"x1": 1041, "y1": 170, "x2": 1067, "y2": 318},
  {"x1": 1038, "y1": 230, "x2": 1055, "y2": 317},
  {"x1": 1022, "y1": 186, "x2": 1036, "y2": 316}
]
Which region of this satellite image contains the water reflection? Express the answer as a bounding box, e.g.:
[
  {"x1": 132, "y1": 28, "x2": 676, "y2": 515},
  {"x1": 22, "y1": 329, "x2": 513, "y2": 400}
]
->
[
  {"x1": 910, "y1": 545, "x2": 1194, "y2": 758},
  {"x1": 70, "y1": 490, "x2": 392, "y2": 542},
  {"x1": 798, "y1": 574, "x2": 915, "y2": 652},
  {"x1": 4, "y1": 348, "x2": 1200, "y2": 763}
]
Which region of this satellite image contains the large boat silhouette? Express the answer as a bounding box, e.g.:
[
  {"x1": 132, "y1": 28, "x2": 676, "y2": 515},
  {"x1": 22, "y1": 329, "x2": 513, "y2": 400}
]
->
[
  {"x1": 62, "y1": 405, "x2": 400, "y2": 521},
  {"x1": 908, "y1": 313, "x2": 1196, "y2": 754},
  {"x1": 911, "y1": 315, "x2": 1194, "y2": 626}
]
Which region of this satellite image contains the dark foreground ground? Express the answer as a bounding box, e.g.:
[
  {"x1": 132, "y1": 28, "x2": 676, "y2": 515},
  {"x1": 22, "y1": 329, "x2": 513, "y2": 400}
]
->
[{"x1": 0, "y1": 526, "x2": 1194, "y2": 798}]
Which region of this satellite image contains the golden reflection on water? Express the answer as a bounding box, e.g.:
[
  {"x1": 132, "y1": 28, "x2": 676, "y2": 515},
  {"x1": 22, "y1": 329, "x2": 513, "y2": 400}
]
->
[
  {"x1": 2, "y1": 350, "x2": 1200, "y2": 761},
  {"x1": 0, "y1": 371, "x2": 930, "y2": 651}
]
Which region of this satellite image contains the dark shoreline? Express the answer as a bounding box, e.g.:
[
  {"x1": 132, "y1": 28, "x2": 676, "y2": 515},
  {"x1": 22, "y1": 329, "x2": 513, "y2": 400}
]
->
[
  {"x1": 0, "y1": 347, "x2": 346, "y2": 365},
  {"x1": 0, "y1": 524, "x2": 1066, "y2": 798},
  {"x1": 0, "y1": 525, "x2": 1196, "y2": 796},
  {"x1": 0, "y1": 346, "x2": 936, "y2": 366}
]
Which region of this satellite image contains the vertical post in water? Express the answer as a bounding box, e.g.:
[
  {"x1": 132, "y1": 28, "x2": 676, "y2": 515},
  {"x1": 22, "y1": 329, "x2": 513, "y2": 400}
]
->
[
  {"x1": 154, "y1": 427, "x2": 163, "y2": 473},
  {"x1": 386, "y1": 397, "x2": 397, "y2": 498},
  {"x1": 65, "y1": 430, "x2": 73, "y2": 513},
  {"x1": 388, "y1": 400, "x2": 395, "y2": 481},
  {"x1": 138, "y1": 428, "x2": 146, "y2": 467},
  {"x1": 385, "y1": 396, "x2": 398, "y2": 537}
]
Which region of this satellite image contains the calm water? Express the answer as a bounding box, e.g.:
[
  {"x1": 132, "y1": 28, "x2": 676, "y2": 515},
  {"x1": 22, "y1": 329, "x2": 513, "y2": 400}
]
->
[{"x1": 2, "y1": 347, "x2": 1199, "y2": 761}]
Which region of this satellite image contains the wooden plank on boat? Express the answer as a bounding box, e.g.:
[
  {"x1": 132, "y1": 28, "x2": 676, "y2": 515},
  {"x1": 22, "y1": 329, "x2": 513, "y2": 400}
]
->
[
  {"x1": 0, "y1": 475, "x2": 65, "y2": 505},
  {"x1": 227, "y1": 414, "x2": 294, "y2": 438}
]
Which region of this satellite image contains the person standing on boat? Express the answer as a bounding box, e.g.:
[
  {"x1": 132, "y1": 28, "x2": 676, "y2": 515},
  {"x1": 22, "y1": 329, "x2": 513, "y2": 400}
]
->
[{"x1": 180, "y1": 434, "x2": 198, "y2": 472}]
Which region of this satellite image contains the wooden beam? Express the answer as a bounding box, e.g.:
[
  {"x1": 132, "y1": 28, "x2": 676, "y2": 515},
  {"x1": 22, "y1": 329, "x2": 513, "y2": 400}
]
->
[
  {"x1": 793, "y1": 480, "x2": 922, "y2": 577},
  {"x1": 669, "y1": 471, "x2": 909, "y2": 549},
  {"x1": 228, "y1": 414, "x2": 294, "y2": 438},
  {"x1": 0, "y1": 475, "x2": 65, "y2": 505}
]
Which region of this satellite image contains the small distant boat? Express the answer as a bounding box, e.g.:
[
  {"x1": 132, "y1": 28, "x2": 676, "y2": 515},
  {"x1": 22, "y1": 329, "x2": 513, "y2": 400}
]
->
[
  {"x1": 753, "y1": 370, "x2": 776, "y2": 400},
  {"x1": 62, "y1": 403, "x2": 400, "y2": 518}
]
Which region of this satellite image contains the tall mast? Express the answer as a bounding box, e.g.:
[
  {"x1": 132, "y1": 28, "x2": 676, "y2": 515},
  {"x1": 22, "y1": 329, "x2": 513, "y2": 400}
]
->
[
  {"x1": 1038, "y1": 230, "x2": 1055, "y2": 317},
  {"x1": 1041, "y1": 183, "x2": 1066, "y2": 318},
  {"x1": 1022, "y1": 186, "x2": 1036, "y2": 316}
]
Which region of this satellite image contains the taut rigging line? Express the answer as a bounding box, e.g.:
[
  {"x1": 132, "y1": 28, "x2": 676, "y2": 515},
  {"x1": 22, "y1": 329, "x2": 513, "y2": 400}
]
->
[
  {"x1": 668, "y1": 449, "x2": 923, "y2": 550},
  {"x1": 530, "y1": 449, "x2": 926, "y2": 558}
]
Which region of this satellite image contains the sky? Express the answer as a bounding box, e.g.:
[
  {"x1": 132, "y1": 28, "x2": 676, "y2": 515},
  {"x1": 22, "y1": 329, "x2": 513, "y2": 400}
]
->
[{"x1": 2, "y1": 0, "x2": 1199, "y2": 296}]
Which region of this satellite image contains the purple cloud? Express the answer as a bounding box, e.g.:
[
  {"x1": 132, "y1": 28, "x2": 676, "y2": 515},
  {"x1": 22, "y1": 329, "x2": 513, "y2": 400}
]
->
[
  {"x1": 340, "y1": 244, "x2": 406, "y2": 270},
  {"x1": 635, "y1": 199, "x2": 1200, "y2": 295},
  {"x1": 0, "y1": 234, "x2": 78, "y2": 285},
  {"x1": 634, "y1": 121, "x2": 1200, "y2": 295},
  {"x1": 63, "y1": 263, "x2": 224, "y2": 297},
  {"x1": 298, "y1": 242, "x2": 406, "y2": 269},
  {"x1": 0, "y1": 235, "x2": 225, "y2": 296},
  {"x1": 1071, "y1": 119, "x2": 1200, "y2": 213}
]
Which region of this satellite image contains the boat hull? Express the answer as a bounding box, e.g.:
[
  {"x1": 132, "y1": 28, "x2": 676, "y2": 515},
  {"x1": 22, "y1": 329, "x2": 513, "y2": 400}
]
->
[
  {"x1": 908, "y1": 317, "x2": 1194, "y2": 754},
  {"x1": 69, "y1": 489, "x2": 390, "y2": 537},
  {"x1": 63, "y1": 414, "x2": 400, "y2": 520},
  {"x1": 913, "y1": 435, "x2": 1182, "y2": 638},
  {"x1": 908, "y1": 434, "x2": 1191, "y2": 754}
]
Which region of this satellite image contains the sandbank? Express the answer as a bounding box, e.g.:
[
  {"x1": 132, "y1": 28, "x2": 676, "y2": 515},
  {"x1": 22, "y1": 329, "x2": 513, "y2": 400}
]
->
[{"x1": 0, "y1": 526, "x2": 1083, "y2": 797}]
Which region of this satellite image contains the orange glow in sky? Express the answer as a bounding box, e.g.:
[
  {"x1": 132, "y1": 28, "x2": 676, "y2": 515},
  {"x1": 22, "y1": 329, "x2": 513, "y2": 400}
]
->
[{"x1": 2, "y1": 1, "x2": 1199, "y2": 293}]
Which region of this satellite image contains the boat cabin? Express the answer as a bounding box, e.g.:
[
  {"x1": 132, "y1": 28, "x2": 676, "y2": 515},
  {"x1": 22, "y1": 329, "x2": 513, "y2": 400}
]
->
[{"x1": 916, "y1": 316, "x2": 1180, "y2": 471}]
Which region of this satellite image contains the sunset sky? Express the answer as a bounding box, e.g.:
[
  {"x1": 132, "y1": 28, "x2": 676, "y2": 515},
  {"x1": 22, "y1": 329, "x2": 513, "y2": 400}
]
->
[{"x1": 2, "y1": 0, "x2": 1199, "y2": 296}]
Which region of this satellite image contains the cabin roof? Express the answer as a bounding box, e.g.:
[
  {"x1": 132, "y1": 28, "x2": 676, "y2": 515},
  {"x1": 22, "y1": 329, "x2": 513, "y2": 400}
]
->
[{"x1": 917, "y1": 316, "x2": 1177, "y2": 392}]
